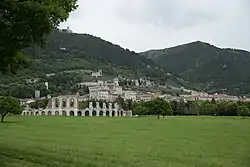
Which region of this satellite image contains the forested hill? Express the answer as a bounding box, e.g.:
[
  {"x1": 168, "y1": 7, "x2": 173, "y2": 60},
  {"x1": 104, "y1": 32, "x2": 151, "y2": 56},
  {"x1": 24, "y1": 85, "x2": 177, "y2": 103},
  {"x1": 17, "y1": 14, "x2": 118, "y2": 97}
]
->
[
  {"x1": 21, "y1": 30, "x2": 167, "y2": 78},
  {"x1": 0, "y1": 30, "x2": 174, "y2": 98},
  {"x1": 31, "y1": 30, "x2": 156, "y2": 70},
  {"x1": 141, "y1": 41, "x2": 250, "y2": 95}
]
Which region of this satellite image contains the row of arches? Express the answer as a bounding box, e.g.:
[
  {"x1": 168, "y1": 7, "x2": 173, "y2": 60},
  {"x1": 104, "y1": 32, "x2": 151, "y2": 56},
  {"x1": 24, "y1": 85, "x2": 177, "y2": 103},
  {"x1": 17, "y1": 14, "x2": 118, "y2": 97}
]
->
[
  {"x1": 23, "y1": 110, "x2": 126, "y2": 117},
  {"x1": 54, "y1": 98, "x2": 76, "y2": 108}
]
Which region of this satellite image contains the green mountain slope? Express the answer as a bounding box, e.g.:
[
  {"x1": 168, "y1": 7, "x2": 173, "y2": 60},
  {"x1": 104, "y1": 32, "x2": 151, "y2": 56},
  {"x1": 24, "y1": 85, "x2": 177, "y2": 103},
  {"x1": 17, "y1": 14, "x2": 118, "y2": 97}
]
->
[
  {"x1": 141, "y1": 41, "x2": 250, "y2": 95},
  {"x1": 0, "y1": 30, "x2": 174, "y2": 98},
  {"x1": 23, "y1": 30, "x2": 159, "y2": 74}
]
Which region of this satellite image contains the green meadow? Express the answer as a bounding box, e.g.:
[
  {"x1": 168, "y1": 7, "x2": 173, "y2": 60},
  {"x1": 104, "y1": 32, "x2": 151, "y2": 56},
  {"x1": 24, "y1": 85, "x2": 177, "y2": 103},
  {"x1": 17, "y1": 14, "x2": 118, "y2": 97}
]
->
[{"x1": 0, "y1": 116, "x2": 249, "y2": 167}]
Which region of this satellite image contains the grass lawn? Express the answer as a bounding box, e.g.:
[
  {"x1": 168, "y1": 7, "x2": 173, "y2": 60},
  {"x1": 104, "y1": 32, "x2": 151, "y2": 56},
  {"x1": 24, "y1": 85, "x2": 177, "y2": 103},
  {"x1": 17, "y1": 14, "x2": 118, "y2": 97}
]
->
[{"x1": 0, "y1": 116, "x2": 249, "y2": 167}]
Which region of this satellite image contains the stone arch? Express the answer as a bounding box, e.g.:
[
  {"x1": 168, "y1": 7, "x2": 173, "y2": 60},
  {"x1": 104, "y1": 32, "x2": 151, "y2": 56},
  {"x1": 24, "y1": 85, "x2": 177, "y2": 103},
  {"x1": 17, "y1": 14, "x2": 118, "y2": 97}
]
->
[
  {"x1": 31, "y1": 112, "x2": 34, "y2": 116},
  {"x1": 48, "y1": 111, "x2": 52, "y2": 116},
  {"x1": 62, "y1": 111, "x2": 67, "y2": 116},
  {"x1": 62, "y1": 99, "x2": 67, "y2": 108},
  {"x1": 55, "y1": 98, "x2": 60, "y2": 108},
  {"x1": 55, "y1": 111, "x2": 59, "y2": 116},
  {"x1": 85, "y1": 111, "x2": 89, "y2": 116},
  {"x1": 70, "y1": 98, "x2": 75, "y2": 108},
  {"x1": 92, "y1": 101, "x2": 96, "y2": 108},
  {"x1": 35, "y1": 112, "x2": 39, "y2": 116},
  {"x1": 77, "y1": 111, "x2": 82, "y2": 116},
  {"x1": 112, "y1": 111, "x2": 115, "y2": 117},
  {"x1": 70, "y1": 111, "x2": 74, "y2": 116},
  {"x1": 92, "y1": 111, "x2": 97, "y2": 116},
  {"x1": 41, "y1": 111, "x2": 45, "y2": 116},
  {"x1": 106, "y1": 111, "x2": 110, "y2": 117},
  {"x1": 120, "y1": 111, "x2": 124, "y2": 116},
  {"x1": 99, "y1": 111, "x2": 104, "y2": 116},
  {"x1": 23, "y1": 112, "x2": 26, "y2": 116},
  {"x1": 26, "y1": 112, "x2": 30, "y2": 116}
]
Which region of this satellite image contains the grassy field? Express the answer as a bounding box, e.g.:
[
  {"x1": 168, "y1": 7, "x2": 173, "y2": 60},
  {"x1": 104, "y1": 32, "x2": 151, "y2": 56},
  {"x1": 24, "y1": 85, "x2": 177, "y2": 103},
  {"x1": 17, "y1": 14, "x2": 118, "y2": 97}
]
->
[{"x1": 0, "y1": 116, "x2": 249, "y2": 167}]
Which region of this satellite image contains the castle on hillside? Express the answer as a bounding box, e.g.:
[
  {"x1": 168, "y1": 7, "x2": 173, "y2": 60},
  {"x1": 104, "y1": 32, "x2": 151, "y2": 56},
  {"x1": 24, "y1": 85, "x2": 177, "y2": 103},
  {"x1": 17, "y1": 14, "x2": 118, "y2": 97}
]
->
[{"x1": 22, "y1": 95, "x2": 132, "y2": 117}]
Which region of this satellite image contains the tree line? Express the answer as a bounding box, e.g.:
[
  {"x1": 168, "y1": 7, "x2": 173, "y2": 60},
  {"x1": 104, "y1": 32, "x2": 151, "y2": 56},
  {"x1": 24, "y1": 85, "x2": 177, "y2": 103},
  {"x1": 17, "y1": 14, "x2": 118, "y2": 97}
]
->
[{"x1": 131, "y1": 98, "x2": 250, "y2": 119}]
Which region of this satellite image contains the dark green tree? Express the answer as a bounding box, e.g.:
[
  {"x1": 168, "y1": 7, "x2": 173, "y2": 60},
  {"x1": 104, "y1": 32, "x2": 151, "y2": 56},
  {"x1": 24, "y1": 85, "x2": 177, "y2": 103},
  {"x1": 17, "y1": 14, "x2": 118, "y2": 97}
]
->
[
  {"x1": 0, "y1": 0, "x2": 78, "y2": 73},
  {"x1": 200, "y1": 101, "x2": 216, "y2": 115},
  {"x1": 126, "y1": 99, "x2": 133, "y2": 110},
  {"x1": 211, "y1": 98, "x2": 216, "y2": 104},
  {"x1": 170, "y1": 100, "x2": 178, "y2": 115},
  {"x1": 133, "y1": 106, "x2": 148, "y2": 116},
  {"x1": 238, "y1": 105, "x2": 249, "y2": 119},
  {"x1": 115, "y1": 96, "x2": 128, "y2": 110},
  {"x1": 148, "y1": 98, "x2": 170, "y2": 119},
  {"x1": 177, "y1": 99, "x2": 187, "y2": 116},
  {"x1": 187, "y1": 101, "x2": 200, "y2": 115},
  {"x1": 0, "y1": 96, "x2": 22, "y2": 122}
]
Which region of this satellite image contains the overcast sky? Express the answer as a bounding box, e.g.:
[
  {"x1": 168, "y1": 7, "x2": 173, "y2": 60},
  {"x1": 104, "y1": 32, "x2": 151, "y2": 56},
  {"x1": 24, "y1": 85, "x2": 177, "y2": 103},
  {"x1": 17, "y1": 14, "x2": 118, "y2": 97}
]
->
[{"x1": 60, "y1": 0, "x2": 250, "y2": 52}]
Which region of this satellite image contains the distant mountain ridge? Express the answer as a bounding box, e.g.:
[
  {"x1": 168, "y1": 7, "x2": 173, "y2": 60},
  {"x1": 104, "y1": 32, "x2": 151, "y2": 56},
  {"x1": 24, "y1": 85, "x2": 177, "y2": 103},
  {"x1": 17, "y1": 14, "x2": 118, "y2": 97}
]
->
[{"x1": 141, "y1": 41, "x2": 250, "y2": 95}]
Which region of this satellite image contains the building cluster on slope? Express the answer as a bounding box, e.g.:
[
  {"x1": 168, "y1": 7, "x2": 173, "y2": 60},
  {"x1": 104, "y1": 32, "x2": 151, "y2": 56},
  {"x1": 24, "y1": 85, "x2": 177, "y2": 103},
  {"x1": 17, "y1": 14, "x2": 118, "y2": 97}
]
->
[
  {"x1": 78, "y1": 77, "x2": 153, "y2": 102},
  {"x1": 164, "y1": 92, "x2": 247, "y2": 102},
  {"x1": 22, "y1": 69, "x2": 250, "y2": 116}
]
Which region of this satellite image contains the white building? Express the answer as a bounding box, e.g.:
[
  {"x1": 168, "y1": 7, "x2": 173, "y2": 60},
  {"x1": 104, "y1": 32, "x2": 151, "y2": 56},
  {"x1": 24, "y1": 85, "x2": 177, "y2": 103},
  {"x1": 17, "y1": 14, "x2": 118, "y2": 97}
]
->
[
  {"x1": 35, "y1": 91, "x2": 41, "y2": 99},
  {"x1": 138, "y1": 94, "x2": 153, "y2": 101},
  {"x1": 45, "y1": 82, "x2": 49, "y2": 90},
  {"x1": 88, "y1": 84, "x2": 123, "y2": 101},
  {"x1": 135, "y1": 80, "x2": 139, "y2": 87},
  {"x1": 113, "y1": 78, "x2": 119, "y2": 86},
  {"x1": 46, "y1": 73, "x2": 55, "y2": 77},
  {"x1": 26, "y1": 78, "x2": 40, "y2": 84},
  {"x1": 114, "y1": 86, "x2": 123, "y2": 95},
  {"x1": 89, "y1": 86, "x2": 111, "y2": 101},
  {"x1": 78, "y1": 80, "x2": 104, "y2": 88},
  {"x1": 124, "y1": 91, "x2": 137, "y2": 101},
  {"x1": 92, "y1": 70, "x2": 102, "y2": 78},
  {"x1": 145, "y1": 80, "x2": 152, "y2": 87}
]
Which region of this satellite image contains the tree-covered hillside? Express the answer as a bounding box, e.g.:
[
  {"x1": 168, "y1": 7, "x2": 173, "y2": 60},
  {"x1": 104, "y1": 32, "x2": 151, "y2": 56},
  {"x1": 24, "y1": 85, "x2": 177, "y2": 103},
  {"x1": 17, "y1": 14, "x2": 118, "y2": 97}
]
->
[
  {"x1": 141, "y1": 41, "x2": 250, "y2": 95},
  {"x1": 0, "y1": 30, "x2": 172, "y2": 98}
]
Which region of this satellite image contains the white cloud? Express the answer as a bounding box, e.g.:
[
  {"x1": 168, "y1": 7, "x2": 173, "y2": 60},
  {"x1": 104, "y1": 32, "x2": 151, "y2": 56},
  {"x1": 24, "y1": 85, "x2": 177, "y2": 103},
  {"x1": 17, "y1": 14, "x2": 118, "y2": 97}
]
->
[{"x1": 60, "y1": 0, "x2": 250, "y2": 52}]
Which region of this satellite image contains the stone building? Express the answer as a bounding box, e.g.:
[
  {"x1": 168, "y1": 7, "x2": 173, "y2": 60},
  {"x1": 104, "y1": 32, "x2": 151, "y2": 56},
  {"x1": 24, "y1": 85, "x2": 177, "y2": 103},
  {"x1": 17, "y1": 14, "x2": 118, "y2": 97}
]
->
[
  {"x1": 22, "y1": 95, "x2": 132, "y2": 117},
  {"x1": 124, "y1": 91, "x2": 137, "y2": 101},
  {"x1": 91, "y1": 70, "x2": 102, "y2": 78}
]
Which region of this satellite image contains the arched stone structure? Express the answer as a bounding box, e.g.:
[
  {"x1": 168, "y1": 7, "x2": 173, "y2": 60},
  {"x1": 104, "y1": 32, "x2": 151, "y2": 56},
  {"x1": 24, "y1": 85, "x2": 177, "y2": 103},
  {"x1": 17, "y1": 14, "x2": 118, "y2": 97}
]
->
[
  {"x1": 22, "y1": 96, "x2": 132, "y2": 118},
  {"x1": 55, "y1": 98, "x2": 60, "y2": 108},
  {"x1": 77, "y1": 111, "x2": 82, "y2": 116},
  {"x1": 62, "y1": 111, "x2": 67, "y2": 116},
  {"x1": 55, "y1": 111, "x2": 59, "y2": 116},
  {"x1": 48, "y1": 111, "x2": 52, "y2": 116},
  {"x1": 62, "y1": 99, "x2": 67, "y2": 108},
  {"x1": 70, "y1": 111, "x2": 74, "y2": 116},
  {"x1": 70, "y1": 98, "x2": 75, "y2": 108},
  {"x1": 99, "y1": 111, "x2": 104, "y2": 116},
  {"x1": 92, "y1": 111, "x2": 97, "y2": 116},
  {"x1": 85, "y1": 111, "x2": 90, "y2": 116}
]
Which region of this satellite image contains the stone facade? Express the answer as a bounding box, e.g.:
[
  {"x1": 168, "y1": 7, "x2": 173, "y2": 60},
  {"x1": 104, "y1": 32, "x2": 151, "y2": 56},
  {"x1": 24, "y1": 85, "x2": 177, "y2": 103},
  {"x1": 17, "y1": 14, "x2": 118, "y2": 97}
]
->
[{"x1": 22, "y1": 95, "x2": 133, "y2": 117}]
